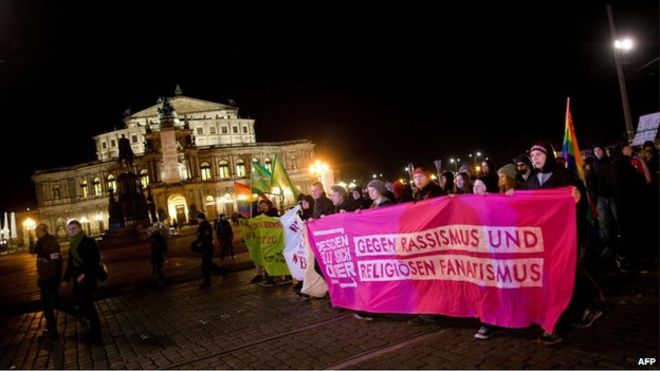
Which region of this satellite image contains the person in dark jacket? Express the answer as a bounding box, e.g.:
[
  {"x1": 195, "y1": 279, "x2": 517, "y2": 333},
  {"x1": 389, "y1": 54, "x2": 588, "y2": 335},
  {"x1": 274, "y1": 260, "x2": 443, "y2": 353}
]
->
[
  {"x1": 354, "y1": 180, "x2": 394, "y2": 321},
  {"x1": 514, "y1": 154, "x2": 533, "y2": 184},
  {"x1": 257, "y1": 199, "x2": 279, "y2": 217},
  {"x1": 527, "y1": 141, "x2": 601, "y2": 343},
  {"x1": 299, "y1": 194, "x2": 315, "y2": 221},
  {"x1": 391, "y1": 180, "x2": 414, "y2": 204},
  {"x1": 330, "y1": 185, "x2": 357, "y2": 213},
  {"x1": 439, "y1": 171, "x2": 454, "y2": 195},
  {"x1": 412, "y1": 167, "x2": 443, "y2": 201},
  {"x1": 610, "y1": 140, "x2": 647, "y2": 272},
  {"x1": 30, "y1": 223, "x2": 62, "y2": 338},
  {"x1": 311, "y1": 182, "x2": 335, "y2": 219},
  {"x1": 479, "y1": 159, "x2": 499, "y2": 193},
  {"x1": 350, "y1": 186, "x2": 372, "y2": 210},
  {"x1": 588, "y1": 143, "x2": 618, "y2": 255},
  {"x1": 61, "y1": 220, "x2": 102, "y2": 342},
  {"x1": 149, "y1": 227, "x2": 168, "y2": 285},
  {"x1": 195, "y1": 213, "x2": 228, "y2": 288},
  {"x1": 215, "y1": 214, "x2": 235, "y2": 260}
]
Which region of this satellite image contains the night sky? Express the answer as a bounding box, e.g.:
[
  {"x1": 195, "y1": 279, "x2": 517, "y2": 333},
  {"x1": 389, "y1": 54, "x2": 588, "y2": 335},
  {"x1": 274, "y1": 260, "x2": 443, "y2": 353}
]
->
[{"x1": 0, "y1": 1, "x2": 658, "y2": 211}]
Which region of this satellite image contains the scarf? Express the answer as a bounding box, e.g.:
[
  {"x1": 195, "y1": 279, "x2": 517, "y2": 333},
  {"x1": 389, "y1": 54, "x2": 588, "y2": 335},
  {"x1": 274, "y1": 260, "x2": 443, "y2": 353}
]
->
[{"x1": 69, "y1": 233, "x2": 84, "y2": 268}]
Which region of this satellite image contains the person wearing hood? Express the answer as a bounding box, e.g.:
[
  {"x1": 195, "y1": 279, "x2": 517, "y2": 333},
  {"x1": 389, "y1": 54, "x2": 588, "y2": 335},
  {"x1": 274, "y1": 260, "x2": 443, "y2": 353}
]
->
[
  {"x1": 412, "y1": 167, "x2": 443, "y2": 201},
  {"x1": 439, "y1": 171, "x2": 454, "y2": 195},
  {"x1": 350, "y1": 186, "x2": 372, "y2": 210},
  {"x1": 514, "y1": 154, "x2": 533, "y2": 184},
  {"x1": 526, "y1": 141, "x2": 601, "y2": 344}
]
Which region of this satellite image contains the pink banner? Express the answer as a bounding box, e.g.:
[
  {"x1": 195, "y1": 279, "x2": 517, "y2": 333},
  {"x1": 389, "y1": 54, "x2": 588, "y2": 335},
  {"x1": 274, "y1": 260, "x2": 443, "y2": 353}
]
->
[{"x1": 306, "y1": 187, "x2": 577, "y2": 333}]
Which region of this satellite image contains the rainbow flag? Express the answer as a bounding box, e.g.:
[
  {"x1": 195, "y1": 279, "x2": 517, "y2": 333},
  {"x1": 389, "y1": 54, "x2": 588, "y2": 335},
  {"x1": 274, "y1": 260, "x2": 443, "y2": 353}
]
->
[
  {"x1": 234, "y1": 181, "x2": 253, "y2": 218},
  {"x1": 562, "y1": 97, "x2": 596, "y2": 222}
]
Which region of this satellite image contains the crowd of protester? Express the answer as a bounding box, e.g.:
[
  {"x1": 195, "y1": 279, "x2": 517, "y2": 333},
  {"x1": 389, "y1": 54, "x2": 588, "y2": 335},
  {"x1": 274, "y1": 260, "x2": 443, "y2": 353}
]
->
[{"x1": 251, "y1": 138, "x2": 658, "y2": 345}]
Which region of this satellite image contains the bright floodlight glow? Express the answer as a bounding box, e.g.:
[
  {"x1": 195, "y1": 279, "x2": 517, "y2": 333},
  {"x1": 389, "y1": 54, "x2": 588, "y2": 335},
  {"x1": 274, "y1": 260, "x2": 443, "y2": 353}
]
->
[{"x1": 614, "y1": 38, "x2": 633, "y2": 51}]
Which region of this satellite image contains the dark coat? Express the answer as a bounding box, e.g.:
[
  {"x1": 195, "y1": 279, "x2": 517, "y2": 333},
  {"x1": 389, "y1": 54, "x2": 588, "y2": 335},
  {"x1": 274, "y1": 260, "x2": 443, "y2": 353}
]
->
[
  {"x1": 150, "y1": 232, "x2": 168, "y2": 264},
  {"x1": 30, "y1": 233, "x2": 62, "y2": 283},
  {"x1": 313, "y1": 193, "x2": 335, "y2": 219},
  {"x1": 414, "y1": 181, "x2": 444, "y2": 201},
  {"x1": 215, "y1": 219, "x2": 234, "y2": 241},
  {"x1": 196, "y1": 220, "x2": 215, "y2": 256},
  {"x1": 335, "y1": 199, "x2": 357, "y2": 213},
  {"x1": 63, "y1": 236, "x2": 100, "y2": 283},
  {"x1": 590, "y1": 156, "x2": 614, "y2": 198}
]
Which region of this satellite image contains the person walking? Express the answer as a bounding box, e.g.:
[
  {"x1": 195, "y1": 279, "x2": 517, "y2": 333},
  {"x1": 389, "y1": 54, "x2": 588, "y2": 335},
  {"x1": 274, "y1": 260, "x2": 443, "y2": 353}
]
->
[
  {"x1": 30, "y1": 223, "x2": 63, "y2": 338},
  {"x1": 195, "y1": 213, "x2": 228, "y2": 289}
]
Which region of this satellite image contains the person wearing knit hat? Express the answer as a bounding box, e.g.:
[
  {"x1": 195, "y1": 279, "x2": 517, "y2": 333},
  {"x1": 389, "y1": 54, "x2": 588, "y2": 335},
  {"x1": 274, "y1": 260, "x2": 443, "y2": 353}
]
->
[
  {"x1": 526, "y1": 140, "x2": 599, "y2": 345},
  {"x1": 497, "y1": 163, "x2": 521, "y2": 193},
  {"x1": 514, "y1": 154, "x2": 533, "y2": 183},
  {"x1": 367, "y1": 180, "x2": 393, "y2": 208},
  {"x1": 412, "y1": 167, "x2": 443, "y2": 201}
]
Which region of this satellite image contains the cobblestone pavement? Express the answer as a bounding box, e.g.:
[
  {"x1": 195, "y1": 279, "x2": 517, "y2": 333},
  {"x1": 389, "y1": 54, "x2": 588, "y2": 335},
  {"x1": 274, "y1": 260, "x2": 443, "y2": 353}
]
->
[{"x1": 0, "y1": 268, "x2": 657, "y2": 370}]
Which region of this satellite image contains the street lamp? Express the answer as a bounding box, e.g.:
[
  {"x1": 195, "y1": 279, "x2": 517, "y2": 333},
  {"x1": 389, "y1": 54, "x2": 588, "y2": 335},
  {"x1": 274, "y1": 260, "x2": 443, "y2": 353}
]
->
[
  {"x1": 309, "y1": 160, "x2": 330, "y2": 181},
  {"x1": 449, "y1": 158, "x2": 457, "y2": 172},
  {"x1": 607, "y1": 4, "x2": 635, "y2": 142}
]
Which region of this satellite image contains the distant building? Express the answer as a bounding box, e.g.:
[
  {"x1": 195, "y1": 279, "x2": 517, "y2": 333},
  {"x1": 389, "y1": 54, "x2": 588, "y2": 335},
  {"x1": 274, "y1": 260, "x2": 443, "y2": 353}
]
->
[{"x1": 32, "y1": 93, "x2": 315, "y2": 239}]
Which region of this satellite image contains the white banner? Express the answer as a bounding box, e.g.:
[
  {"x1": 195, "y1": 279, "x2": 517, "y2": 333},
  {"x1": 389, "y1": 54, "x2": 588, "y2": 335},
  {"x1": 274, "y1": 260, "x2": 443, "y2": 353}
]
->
[{"x1": 281, "y1": 206, "x2": 306, "y2": 281}]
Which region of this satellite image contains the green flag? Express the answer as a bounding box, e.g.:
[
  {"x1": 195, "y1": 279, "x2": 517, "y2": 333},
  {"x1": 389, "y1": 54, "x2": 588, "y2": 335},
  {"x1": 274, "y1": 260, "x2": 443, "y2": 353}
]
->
[
  {"x1": 242, "y1": 214, "x2": 290, "y2": 276},
  {"x1": 251, "y1": 162, "x2": 272, "y2": 195},
  {"x1": 271, "y1": 156, "x2": 300, "y2": 200}
]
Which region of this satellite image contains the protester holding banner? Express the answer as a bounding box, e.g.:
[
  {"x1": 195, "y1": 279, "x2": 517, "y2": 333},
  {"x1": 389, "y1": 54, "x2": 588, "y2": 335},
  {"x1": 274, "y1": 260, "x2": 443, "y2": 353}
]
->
[
  {"x1": 525, "y1": 140, "x2": 602, "y2": 344},
  {"x1": 439, "y1": 171, "x2": 454, "y2": 195},
  {"x1": 310, "y1": 182, "x2": 335, "y2": 219},
  {"x1": 515, "y1": 154, "x2": 533, "y2": 183},
  {"x1": 412, "y1": 167, "x2": 443, "y2": 201},
  {"x1": 473, "y1": 179, "x2": 488, "y2": 195},
  {"x1": 391, "y1": 180, "x2": 414, "y2": 204},
  {"x1": 367, "y1": 180, "x2": 393, "y2": 208},
  {"x1": 299, "y1": 194, "x2": 315, "y2": 221},
  {"x1": 351, "y1": 186, "x2": 372, "y2": 210},
  {"x1": 331, "y1": 185, "x2": 358, "y2": 213},
  {"x1": 453, "y1": 172, "x2": 472, "y2": 194},
  {"x1": 479, "y1": 159, "x2": 499, "y2": 193},
  {"x1": 497, "y1": 163, "x2": 523, "y2": 193}
]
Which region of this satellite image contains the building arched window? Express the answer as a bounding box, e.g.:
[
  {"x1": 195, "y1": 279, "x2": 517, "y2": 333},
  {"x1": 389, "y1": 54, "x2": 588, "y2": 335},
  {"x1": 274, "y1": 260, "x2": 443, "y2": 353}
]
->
[
  {"x1": 200, "y1": 162, "x2": 212, "y2": 181},
  {"x1": 290, "y1": 156, "x2": 297, "y2": 170},
  {"x1": 235, "y1": 159, "x2": 246, "y2": 178},
  {"x1": 252, "y1": 157, "x2": 259, "y2": 164},
  {"x1": 107, "y1": 175, "x2": 117, "y2": 193},
  {"x1": 139, "y1": 169, "x2": 149, "y2": 188},
  {"x1": 219, "y1": 160, "x2": 230, "y2": 179},
  {"x1": 80, "y1": 179, "x2": 89, "y2": 198},
  {"x1": 264, "y1": 158, "x2": 272, "y2": 172},
  {"x1": 93, "y1": 177, "x2": 102, "y2": 196}
]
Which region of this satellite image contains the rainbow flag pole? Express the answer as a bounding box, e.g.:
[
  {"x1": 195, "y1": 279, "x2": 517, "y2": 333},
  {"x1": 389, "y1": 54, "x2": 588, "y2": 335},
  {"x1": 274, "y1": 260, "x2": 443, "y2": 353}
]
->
[{"x1": 562, "y1": 97, "x2": 596, "y2": 222}]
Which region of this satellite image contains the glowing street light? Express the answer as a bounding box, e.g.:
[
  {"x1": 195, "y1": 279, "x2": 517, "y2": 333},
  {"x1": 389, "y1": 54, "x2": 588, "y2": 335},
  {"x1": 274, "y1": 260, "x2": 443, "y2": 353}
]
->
[
  {"x1": 614, "y1": 38, "x2": 633, "y2": 51},
  {"x1": 309, "y1": 160, "x2": 330, "y2": 180}
]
